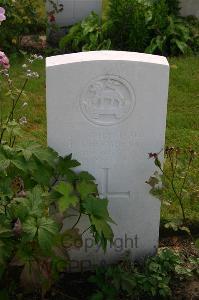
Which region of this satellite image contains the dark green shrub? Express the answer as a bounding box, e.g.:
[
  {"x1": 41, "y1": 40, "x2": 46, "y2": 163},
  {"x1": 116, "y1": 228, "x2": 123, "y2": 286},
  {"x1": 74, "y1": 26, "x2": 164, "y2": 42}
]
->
[
  {"x1": 165, "y1": 0, "x2": 181, "y2": 16},
  {"x1": 185, "y1": 16, "x2": 199, "y2": 54},
  {"x1": 107, "y1": 0, "x2": 151, "y2": 52},
  {"x1": 59, "y1": 12, "x2": 111, "y2": 53},
  {"x1": 146, "y1": 16, "x2": 192, "y2": 56},
  {"x1": 146, "y1": 0, "x2": 194, "y2": 56},
  {"x1": 57, "y1": 0, "x2": 198, "y2": 57},
  {"x1": 89, "y1": 249, "x2": 198, "y2": 300}
]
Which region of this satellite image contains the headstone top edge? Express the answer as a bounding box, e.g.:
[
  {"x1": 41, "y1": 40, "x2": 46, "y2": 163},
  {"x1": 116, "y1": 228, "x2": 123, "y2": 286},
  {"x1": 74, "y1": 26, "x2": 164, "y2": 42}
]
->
[{"x1": 46, "y1": 51, "x2": 169, "y2": 68}]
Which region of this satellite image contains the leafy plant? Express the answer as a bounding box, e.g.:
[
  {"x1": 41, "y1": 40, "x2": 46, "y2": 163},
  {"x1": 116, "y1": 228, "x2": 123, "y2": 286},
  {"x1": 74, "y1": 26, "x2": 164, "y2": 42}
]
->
[
  {"x1": 146, "y1": 13, "x2": 193, "y2": 56},
  {"x1": 107, "y1": 0, "x2": 151, "y2": 52},
  {"x1": 59, "y1": 12, "x2": 111, "y2": 53},
  {"x1": 56, "y1": 0, "x2": 199, "y2": 57},
  {"x1": 89, "y1": 248, "x2": 197, "y2": 300},
  {"x1": 146, "y1": 147, "x2": 198, "y2": 231},
  {"x1": 185, "y1": 16, "x2": 199, "y2": 54},
  {"x1": 165, "y1": 0, "x2": 181, "y2": 16},
  {"x1": 0, "y1": 142, "x2": 114, "y2": 296},
  {"x1": 0, "y1": 12, "x2": 114, "y2": 297}
]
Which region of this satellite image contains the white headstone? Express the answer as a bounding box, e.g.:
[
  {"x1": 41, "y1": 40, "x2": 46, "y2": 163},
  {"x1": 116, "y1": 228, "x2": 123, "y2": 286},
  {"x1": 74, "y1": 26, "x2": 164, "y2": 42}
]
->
[
  {"x1": 46, "y1": 51, "x2": 169, "y2": 271},
  {"x1": 47, "y1": 0, "x2": 102, "y2": 26}
]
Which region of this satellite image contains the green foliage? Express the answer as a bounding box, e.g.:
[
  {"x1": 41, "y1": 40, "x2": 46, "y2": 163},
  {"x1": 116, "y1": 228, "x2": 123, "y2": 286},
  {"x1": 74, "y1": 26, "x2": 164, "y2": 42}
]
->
[
  {"x1": 0, "y1": 141, "x2": 114, "y2": 295},
  {"x1": 165, "y1": 0, "x2": 181, "y2": 16},
  {"x1": 146, "y1": 0, "x2": 193, "y2": 56},
  {"x1": 146, "y1": 0, "x2": 197, "y2": 56},
  {"x1": 147, "y1": 147, "x2": 198, "y2": 232},
  {"x1": 59, "y1": 12, "x2": 111, "y2": 52},
  {"x1": 0, "y1": 0, "x2": 46, "y2": 52},
  {"x1": 83, "y1": 197, "x2": 114, "y2": 250},
  {"x1": 57, "y1": 0, "x2": 199, "y2": 56},
  {"x1": 0, "y1": 51, "x2": 114, "y2": 297},
  {"x1": 107, "y1": 0, "x2": 151, "y2": 52},
  {"x1": 185, "y1": 16, "x2": 199, "y2": 54},
  {"x1": 89, "y1": 248, "x2": 198, "y2": 300}
]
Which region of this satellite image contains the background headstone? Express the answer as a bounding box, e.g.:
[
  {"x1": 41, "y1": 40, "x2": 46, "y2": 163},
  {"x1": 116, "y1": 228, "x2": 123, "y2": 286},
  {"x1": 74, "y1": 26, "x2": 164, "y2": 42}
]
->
[
  {"x1": 47, "y1": 0, "x2": 102, "y2": 27},
  {"x1": 46, "y1": 51, "x2": 169, "y2": 271},
  {"x1": 180, "y1": 0, "x2": 199, "y2": 18}
]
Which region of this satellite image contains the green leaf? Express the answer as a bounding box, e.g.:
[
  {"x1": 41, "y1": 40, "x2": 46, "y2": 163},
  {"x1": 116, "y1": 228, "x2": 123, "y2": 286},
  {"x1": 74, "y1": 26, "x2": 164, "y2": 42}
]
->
[
  {"x1": 60, "y1": 154, "x2": 80, "y2": 168},
  {"x1": 91, "y1": 216, "x2": 113, "y2": 241},
  {"x1": 195, "y1": 238, "x2": 199, "y2": 249},
  {"x1": 0, "y1": 226, "x2": 13, "y2": 238},
  {"x1": 25, "y1": 186, "x2": 45, "y2": 217},
  {"x1": 23, "y1": 217, "x2": 37, "y2": 240},
  {"x1": 155, "y1": 158, "x2": 162, "y2": 169},
  {"x1": 0, "y1": 177, "x2": 12, "y2": 197},
  {"x1": 174, "y1": 39, "x2": 188, "y2": 54},
  {"x1": 0, "y1": 158, "x2": 10, "y2": 172},
  {"x1": 54, "y1": 182, "x2": 78, "y2": 212},
  {"x1": 56, "y1": 154, "x2": 81, "y2": 176},
  {"x1": 9, "y1": 199, "x2": 29, "y2": 221},
  {"x1": 83, "y1": 197, "x2": 113, "y2": 222},
  {"x1": 17, "y1": 142, "x2": 57, "y2": 167},
  {"x1": 0, "y1": 239, "x2": 13, "y2": 265},
  {"x1": 77, "y1": 180, "x2": 98, "y2": 200},
  {"x1": 37, "y1": 217, "x2": 58, "y2": 252},
  {"x1": 6, "y1": 120, "x2": 23, "y2": 138},
  {"x1": 77, "y1": 171, "x2": 95, "y2": 181},
  {"x1": 83, "y1": 196, "x2": 114, "y2": 246},
  {"x1": 31, "y1": 160, "x2": 52, "y2": 186},
  {"x1": 11, "y1": 157, "x2": 27, "y2": 172}
]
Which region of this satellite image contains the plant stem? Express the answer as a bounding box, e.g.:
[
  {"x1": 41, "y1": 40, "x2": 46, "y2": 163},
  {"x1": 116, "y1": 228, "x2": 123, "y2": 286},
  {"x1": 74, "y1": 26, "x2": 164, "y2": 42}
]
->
[
  {"x1": 71, "y1": 212, "x2": 82, "y2": 229},
  {"x1": 9, "y1": 78, "x2": 28, "y2": 121},
  {"x1": 0, "y1": 78, "x2": 28, "y2": 143},
  {"x1": 81, "y1": 225, "x2": 92, "y2": 236},
  {"x1": 158, "y1": 164, "x2": 187, "y2": 223}
]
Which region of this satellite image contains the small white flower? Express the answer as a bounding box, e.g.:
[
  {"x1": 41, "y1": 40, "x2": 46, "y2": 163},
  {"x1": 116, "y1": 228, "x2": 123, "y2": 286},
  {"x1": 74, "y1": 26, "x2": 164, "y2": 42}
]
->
[
  {"x1": 22, "y1": 102, "x2": 28, "y2": 107},
  {"x1": 33, "y1": 72, "x2": 39, "y2": 78},
  {"x1": 22, "y1": 64, "x2": 27, "y2": 68},
  {"x1": 19, "y1": 116, "x2": 27, "y2": 125}
]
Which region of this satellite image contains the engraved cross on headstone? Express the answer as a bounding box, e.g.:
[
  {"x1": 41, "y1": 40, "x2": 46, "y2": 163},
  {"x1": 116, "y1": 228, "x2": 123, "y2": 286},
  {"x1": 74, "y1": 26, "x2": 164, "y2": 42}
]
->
[{"x1": 101, "y1": 168, "x2": 131, "y2": 200}]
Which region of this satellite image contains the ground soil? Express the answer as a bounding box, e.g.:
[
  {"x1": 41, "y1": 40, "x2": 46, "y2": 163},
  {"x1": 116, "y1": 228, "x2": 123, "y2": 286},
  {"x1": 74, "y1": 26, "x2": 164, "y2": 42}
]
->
[
  {"x1": 11, "y1": 235, "x2": 199, "y2": 300},
  {"x1": 160, "y1": 236, "x2": 199, "y2": 300}
]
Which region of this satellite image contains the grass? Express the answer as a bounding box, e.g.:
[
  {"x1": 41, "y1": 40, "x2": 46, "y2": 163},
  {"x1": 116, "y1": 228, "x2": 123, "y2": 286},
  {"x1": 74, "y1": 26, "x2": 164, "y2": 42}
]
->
[
  {"x1": 101, "y1": 0, "x2": 199, "y2": 228},
  {"x1": 0, "y1": 54, "x2": 46, "y2": 144},
  {"x1": 1, "y1": 53, "x2": 199, "y2": 227},
  {"x1": 161, "y1": 56, "x2": 199, "y2": 226}
]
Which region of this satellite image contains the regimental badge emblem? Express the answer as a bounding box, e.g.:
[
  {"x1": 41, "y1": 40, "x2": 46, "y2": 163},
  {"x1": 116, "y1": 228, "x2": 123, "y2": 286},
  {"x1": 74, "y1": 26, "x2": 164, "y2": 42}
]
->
[{"x1": 80, "y1": 75, "x2": 136, "y2": 126}]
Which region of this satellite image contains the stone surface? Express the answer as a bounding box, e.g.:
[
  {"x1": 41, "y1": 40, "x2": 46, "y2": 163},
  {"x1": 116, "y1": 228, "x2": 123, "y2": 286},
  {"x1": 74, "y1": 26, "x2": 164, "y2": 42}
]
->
[
  {"x1": 46, "y1": 51, "x2": 169, "y2": 271},
  {"x1": 47, "y1": 0, "x2": 102, "y2": 26},
  {"x1": 180, "y1": 0, "x2": 199, "y2": 17}
]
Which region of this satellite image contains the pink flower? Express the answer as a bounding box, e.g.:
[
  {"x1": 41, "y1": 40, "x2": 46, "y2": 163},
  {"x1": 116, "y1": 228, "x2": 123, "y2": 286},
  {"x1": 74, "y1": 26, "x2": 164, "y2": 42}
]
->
[
  {"x1": 148, "y1": 152, "x2": 158, "y2": 159},
  {"x1": 49, "y1": 13, "x2": 56, "y2": 23},
  {"x1": 0, "y1": 7, "x2": 6, "y2": 24},
  {"x1": 0, "y1": 51, "x2": 10, "y2": 69}
]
